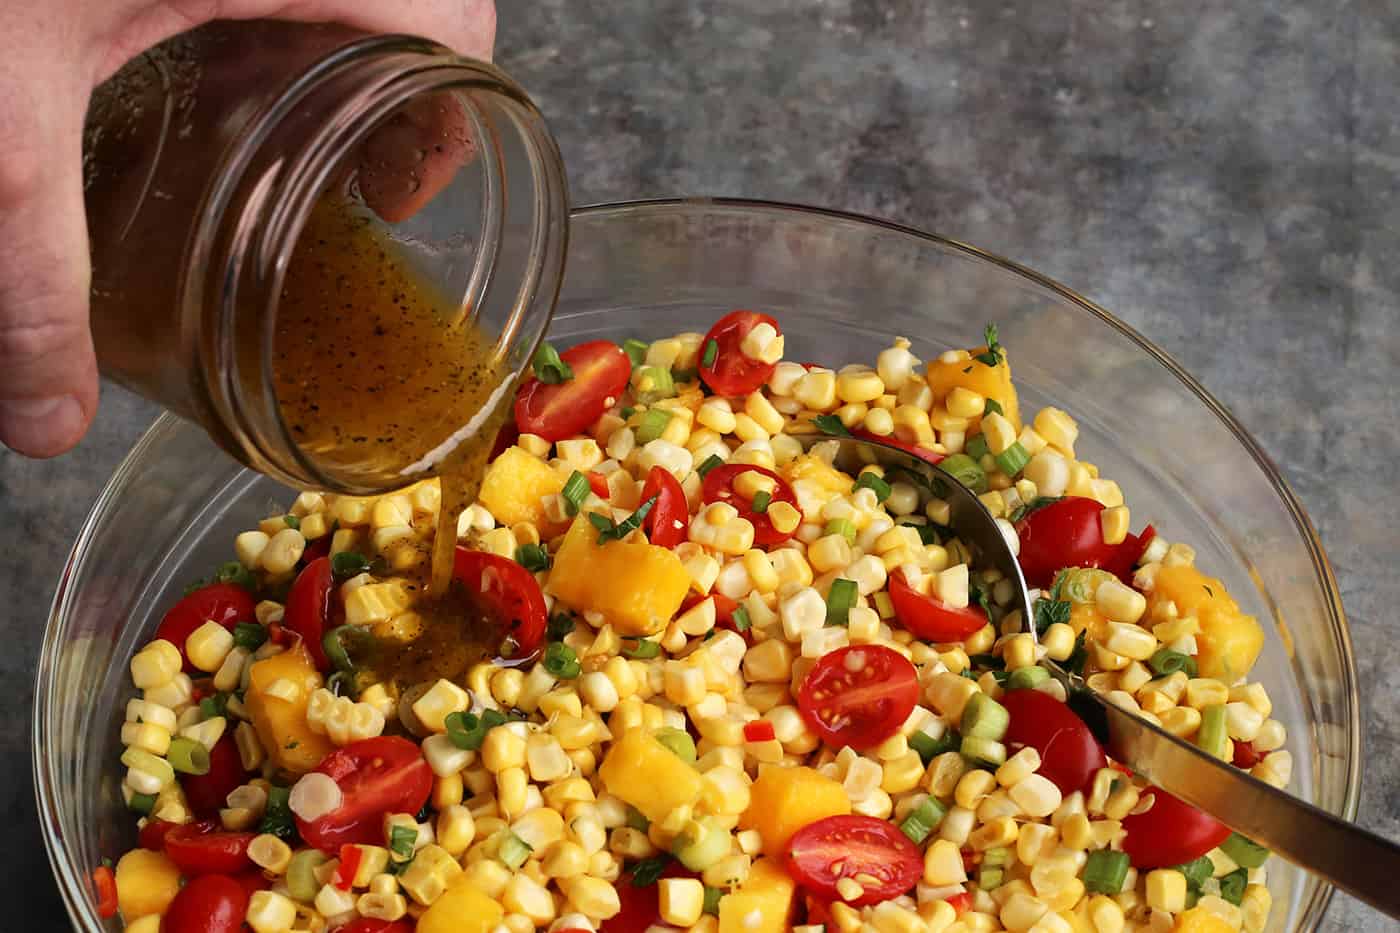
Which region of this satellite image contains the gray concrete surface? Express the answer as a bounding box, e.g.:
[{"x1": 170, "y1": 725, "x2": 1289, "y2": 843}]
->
[{"x1": 4, "y1": 2, "x2": 1395, "y2": 928}]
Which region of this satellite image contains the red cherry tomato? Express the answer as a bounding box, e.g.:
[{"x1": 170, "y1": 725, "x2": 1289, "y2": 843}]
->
[
  {"x1": 336, "y1": 921, "x2": 414, "y2": 933},
  {"x1": 515, "y1": 340, "x2": 632, "y2": 442},
  {"x1": 164, "y1": 820, "x2": 256, "y2": 876},
  {"x1": 1014, "y1": 497, "x2": 1122, "y2": 588},
  {"x1": 797, "y1": 645, "x2": 919, "y2": 750},
  {"x1": 587, "y1": 470, "x2": 611, "y2": 499},
  {"x1": 888, "y1": 569, "x2": 988, "y2": 642},
  {"x1": 164, "y1": 874, "x2": 249, "y2": 933},
  {"x1": 139, "y1": 819, "x2": 180, "y2": 851},
  {"x1": 155, "y1": 582, "x2": 256, "y2": 673},
  {"x1": 301, "y1": 533, "x2": 333, "y2": 567},
  {"x1": 180, "y1": 733, "x2": 251, "y2": 816},
  {"x1": 1103, "y1": 524, "x2": 1157, "y2": 583},
  {"x1": 296, "y1": 737, "x2": 433, "y2": 852},
  {"x1": 92, "y1": 866, "x2": 118, "y2": 918},
  {"x1": 1001, "y1": 689, "x2": 1108, "y2": 795},
  {"x1": 232, "y1": 870, "x2": 271, "y2": 900},
  {"x1": 640, "y1": 466, "x2": 689, "y2": 547},
  {"x1": 452, "y1": 546, "x2": 548, "y2": 660},
  {"x1": 786, "y1": 815, "x2": 923, "y2": 906},
  {"x1": 698, "y1": 310, "x2": 782, "y2": 396},
  {"x1": 285, "y1": 556, "x2": 337, "y2": 670},
  {"x1": 853, "y1": 428, "x2": 945, "y2": 465},
  {"x1": 701, "y1": 464, "x2": 802, "y2": 547},
  {"x1": 1121, "y1": 787, "x2": 1232, "y2": 869},
  {"x1": 945, "y1": 891, "x2": 973, "y2": 915},
  {"x1": 601, "y1": 864, "x2": 698, "y2": 933},
  {"x1": 1232, "y1": 740, "x2": 1263, "y2": 769}
]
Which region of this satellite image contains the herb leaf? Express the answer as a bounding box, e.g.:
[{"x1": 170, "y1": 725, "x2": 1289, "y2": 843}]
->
[
  {"x1": 593, "y1": 495, "x2": 659, "y2": 544},
  {"x1": 974, "y1": 323, "x2": 1004, "y2": 367},
  {"x1": 812, "y1": 414, "x2": 851, "y2": 436},
  {"x1": 1065, "y1": 630, "x2": 1089, "y2": 677},
  {"x1": 630, "y1": 855, "x2": 671, "y2": 887},
  {"x1": 1009, "y1": 495, "x2": 1063, "y2": 524},
  {"x1": 1033, "y1": 594, "x2": 1072, "y2": 635}
]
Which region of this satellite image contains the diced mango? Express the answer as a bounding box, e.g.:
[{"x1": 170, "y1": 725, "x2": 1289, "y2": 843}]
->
[
  {"x1": 740, "y1": 765, "x2": 850, "y2": 858},
  {"x1": 418, "y1": 877, "x2": 504, "y2": 933},
  {"x1": 478, "y1": 445, "x2": 567, "y2": 528},
  {"x1": 718, "y1": 857, "x2": 796, "y2": 933},
  {"x1": 599, "y1": 727, "x2": 704, "y2": 823},
  {"x1": 1149, "y1": 564, "x2": 1263, "y2": 682},
  {"x1": 926, "y1": 346, "x2": 1021, "y2": 430},
  {"x1": 114, "y1": 848, "x2": 181, "y2": 920},
  {"x1": 782, "y1": 454, "x2": 854, "y2": 497},
  {"x1": 1069, "y1": 601, "x2": 1110, "y2": 641},
  {"x1": 1173, "y1": 906, "x2": 1238, "y2": 933},
  {"x1": 545, "y1": 516, "x2": 691, "y2": 636},
  {"x1": 246, "y1": 643, "x2": 335, "y2": 773}
]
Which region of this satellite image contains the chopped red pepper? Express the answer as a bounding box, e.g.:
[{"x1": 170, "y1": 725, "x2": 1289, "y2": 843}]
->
[
  {"x1": 587, "y1": 471, "x2": 611, "y2": 499},
  {"x1": 92, "y1": 866, "x2": 118, "y2": 918},
  {"x1": 334, "y1": 844, "x2": 365, "y2": 890},
  {"x1": 743, "y1": 721, "x2": 776, "y2": 743}
]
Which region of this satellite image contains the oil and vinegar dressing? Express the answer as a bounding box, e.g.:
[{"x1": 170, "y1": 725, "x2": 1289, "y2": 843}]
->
[{"x1": 272, "y1": 193, "x2": 519, "y2": 688}]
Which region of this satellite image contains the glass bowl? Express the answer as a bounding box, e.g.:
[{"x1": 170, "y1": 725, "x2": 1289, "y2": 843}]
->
[{"x1": 36, "y1": 199, "x2": 1359, "y2": 931}]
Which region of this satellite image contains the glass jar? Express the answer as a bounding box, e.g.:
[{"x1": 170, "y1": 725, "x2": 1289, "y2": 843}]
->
[{"x1": 83, "y1": 20, "x2": 568, "y2": 494}]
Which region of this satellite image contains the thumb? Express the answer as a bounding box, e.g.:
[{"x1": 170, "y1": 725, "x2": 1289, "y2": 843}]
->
[{"x1": 0, "y1": 68, "x2": 96, "y2": 457}]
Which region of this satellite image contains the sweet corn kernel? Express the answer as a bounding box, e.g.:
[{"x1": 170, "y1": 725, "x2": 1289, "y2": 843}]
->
[{"x1": 1145, "y1": 869, "x2": 1187, "y2": 912}]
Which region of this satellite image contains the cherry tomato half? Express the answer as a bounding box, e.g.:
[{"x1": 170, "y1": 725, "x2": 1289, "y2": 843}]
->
[
  {"x1": 296, "y1": 737, "x2": 433, "y2": 852},
  {"x1": 155, "y1": 582, "x2": 256, "y2": 673},
  {"x1": 163, "y1": 874, "x2": 248, "y2": 933},
  {"x1": 139, "y1": 819, "x2": 180, "y2": 851},
  {"x1": 786, "y1": 815, "x2": 923, "y2": 906},
  {"x1": 797, "y1": 645, "x2": 919, "y2": 750},
  {"x1": 640, "y1": 466, "x2": 689, "y2": 547},
  {"x1": 285, "y1": 556, "x2": 337, "y2": 670},
  {"x1": 336, "y1": 918, "x2": 414, "y2": 933},
  {"x1": 600, "y1": 863, "x2": 698, "y2": 933},
  {"x1": 1015, "y1": 497, "x2": 1122, "y2": 588},
  {"x1": 681, "y1": 591, "x2": 752, "y2": 644},
  {"x1": 698, "y1": 310, "x2": 782, "y2": 396},
  {"x1": 1121, "y1": 787, "x2": 1232, "y2": 869},
  {"x1": 1001, "y1": 689, "x2": 1108, "y2": 795},
  {"x1": 853, "y1": 428, "x2": 945, "y2": 465},
  {"x1": 888, "y1": 569, "x2": 988, "y2": 643},
  {"x1": 701, "y1": 464, "x2": 801, "y2": 547},
  {"x1": 180, "y1": 733, "x2": 251, "y2": 816},
  {"x1": 164, "y1": 820, "x2": 256, "y2": 876},
  {"x1": 92, "y1": 865, "x2": 117, "y2": 918},
  {"x1": 452, "y1": 546, "x2": 548, "y2": 660},
  {"x1": 515, "y1": 340, "x2": 631, "y2": 442}
]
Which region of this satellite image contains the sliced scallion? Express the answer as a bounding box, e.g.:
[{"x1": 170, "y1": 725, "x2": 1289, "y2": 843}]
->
[
  {"x1": 825, "y1": 578, "x2": 858, "y2": 626},
  {"x1": 653, "y1": 727, "x2": 697, "y2": 763},
  {"x1": 898, "y1": 796, "x2": 947, "y2": 844},
  {"x1": 1083, "y1": 849, "x2": 1130, "y2": 894},
  {"x1": 543, "y1": 642, "x2": 581, "y2": 679},
  {"x1": 982, "y1": 846, "x2": 1012, "y2": 868},
  {"x1": 823, "y1": 518, "x2": 857, "y2": 544},
  {"x1": 634, "y1": 366, "x2": 676, "y2": 404},
  {"x1": 515, "y1": 543, "x2": 551, "y2": 572},
  {"x1": 532, "y1": 342, "x2": 573, "y2": 384},
  {"x1": 730, "y1": 605, "x2": 751, "y2": 632},
  {"x1": 389, "y1": 823, "x2": 418, "y2": 861},
  {"x1": 701, "y1": 339, "x2": 719, "y2": 369},
  {"x1": 993, "y1": 441, "x2": 1031, "y2": 477},
  {"x1": 1196, "y1": 704, "x2": 1230, "y2": 760},
  {"x1": 127, "y1": 792, "x2": 156, "y2": 815},
  {"x1": 622, "y1": 638, "x2": 660, "y2": 659},
  {"x1": 215, "y1": 561, "x2": 256, "y2": 591},
  {"x1": 960, "y1": 692, "x2": 1010, "y2": 741},
  {"x1": 939, "y1": 453, "x2": 989, "y2": 493},
  {"x1": 1005, "y1": 666, "x2": 1050, "y2": 691},
  {"x1": 286, "y1": 849, "x2": 329, "y2": 902},
  {"x1": 167, "y1": 736, "x2": 211, "y2": 776},
  {"x1": 498, "y1": 831, "x2": 533, "y2": 869},
  {"x1": 965, "y1": 433, "x2": 990, "y2": 460},
  {"x1": 233, "y1": 622, "x2": 267, "y2": 651},
  {"x1": 561, "y1": 470, "x2": 590, "y2": 516},
  {"x1": 1218, "y1": 833, "x2": 1270, "y2": 870},
  {"x1": 958, "y1": 736, "x2": 1007, "y2": 768},
  {"x1": 259, "y1": 785, "x2": 295, "y2": 840},
  {"x1": 322, "y1": 626, "x2": 362, "y2": 675},
  {"x1": 623, "y1": 338, "x2": 649, "y2": 368},
  {"x1": 636, "y1": 408, "x2": 673, "y2": 445},
  {"x1": 1176, "y1": 856, "x2": 1214, "y2": 889},
  {"x1": 1149, "y1": 647, "x2": 1198, "y2": 678},
  {"x1": 445, "y1": 711, "x2": 487, "y2": 751},
  {"x1": 702, "y1": 885, "x2": 723, "y2": 916},
  {"x1": 697, "y1": 454, "x2": 725, "y2": 478},
  {"x1": 751, "y1": 490, "x2": 771, "y2": 513},
  {"x1": 909, "y1": 729, "x2": 960, "y2": 763},
  {"x1": 547, "y1": 612, "x2": 576, "y2": 640}
]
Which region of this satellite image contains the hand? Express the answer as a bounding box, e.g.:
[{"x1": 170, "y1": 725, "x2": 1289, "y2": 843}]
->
[{"x1": 0, "y1": 0, "x2": 496, "y2": 457}]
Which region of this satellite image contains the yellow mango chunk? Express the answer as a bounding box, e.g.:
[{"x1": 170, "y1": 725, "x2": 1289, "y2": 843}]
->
[
  {"x1": 545, "y1": 516, "x2": 691, "y2": 636},
  {"x1": 1149, "y1": 564, "x2": 1263, "y2": 682},
  {"x1": 114, "y1": 848, "x2": 181, "y2": 920},
  {"x1": 246, "y1": 642, "x2": 335, "y2": 773},
  {"x1": 599, "y1": 727, "x2": 704, "y2": 823},
  {"x1": 418, "y1": 877, "x2": 504, "y2": 933},
  {"x1": 926, "y1": 346, "x2": 1021, "y2": 430},
  {"x1": 782, "y1": 454, "x2": 854, "y2": 497},
  {"x1": 479, "y1": 445, "x2": 567, "y2": 528},
  {"x1": 1173, "y1": 907, "x2": 1238, "y2": 933},
  {"x1": 718, "y1": 857, "x2": 796, "y2": 933},
  {"x1": 740, "y1": 765, "x2": 850, "y2": 858}
]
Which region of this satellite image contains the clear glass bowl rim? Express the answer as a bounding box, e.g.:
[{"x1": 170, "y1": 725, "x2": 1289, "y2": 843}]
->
[{"x1": 34, "y1": 196, "x2": 1362, "y2": 930}]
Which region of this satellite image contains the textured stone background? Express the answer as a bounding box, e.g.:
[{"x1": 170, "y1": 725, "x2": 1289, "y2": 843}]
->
[{"x1": 4, "y1": 2, "x2": 1396, "y2": 928}]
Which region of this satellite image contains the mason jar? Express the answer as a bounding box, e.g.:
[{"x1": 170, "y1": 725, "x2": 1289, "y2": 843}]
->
[{"x1": 84, "y1": 19, "x2": 568, "y2": 494}]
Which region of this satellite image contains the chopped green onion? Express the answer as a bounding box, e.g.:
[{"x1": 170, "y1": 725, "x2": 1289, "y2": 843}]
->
[
  {"x1": 326, "y1": 670, "x2": 358, "y2": 699},
  {"x1": 978, "y1": 866, "x2": 1005, "y2": 890},
  {"x1": 898, "y1": 796, "x2": 947, "y2": 844},
  {"x1": 1083, "y1": 849, "x2": 1130, "y2": 894},
  {"x1": 331, "y1": 551, "x2": 371, "y2": 580},
  {"x1": 702, "y1": 886, "x2": 723, "y2": 916},
  {"x1": 532, "y1": 342, "x2": 573, "y2": 384},
  {"x1": 730, "y1": 605, "x2": 752, "y2": 632},
  {"x1": 321, "y1": 626, "x2": 363, "y2": 675},
  {"x1": 983, "y1": 399, "x2": 1004, "y2": 417},
  {"x1": 854, "y1": 471, "x2": 892, "y2": 503},
  {"x1": 939, "y1": 453, "x2": 989, "y2": 493},
  {"x1": 282, "y1": 514, "x2": 301, "y2": 530},
  {"x1": 960, "y1": 692, "x2": 1010, "y2": 741},
  {"x1": 1006, "y1": 666, "x2": 1050, "y2": 691},
  {"x1": 127, "y1": 792, "x2": 157, "y2": 815},
  {"x1": 593, "y1": 495, "x2": 658, "y2": 545},
  {"x1": 1176, "y1": 856, "x2": 1214, "y2": 889},
  {"x1": 215, "y1": 561, "x2": 257, "y2": 591},
  {"x1": 697, "y1": 454, "x2": 725, "y2": 478},
  {"x1": 498, "y1": 831, "x2": 533, "y2": 869},
  {"x1": 623, "y1": 338, "x2": 649, "y2": 367},
  {"x1": 167, "y1": 737, "x2": 211, "y2": 775},
  {"x1": 622, "y1": 638, "x2": 660, "y2": 659},
  {"x1": 1196, "y1": 704, "x2": 1230, "y2": 760},
  {"x1": 965, "y1": 434, "x2": 990, "y2": 460},
  {"x1": 1218, "y1": 868, "x2": 1248, "y2": 905},
  {"x1": 822, "y1": 518, "x2": 857, "y2": 545},
  {"x1": 547, "y1": 612, "x2": 576, "y2": 641},
  {"x1": 825, "y1": 578, "x2": 858, "y2": 626},
  {"x1": 958, "y1": 736, "x2": 1007, "y2": 768},
  {"x1": 625, "y1": 806, "x2": 650, "y2": 832},
  {"x1": 636, "y1": 408, "x2": 673, "y2": 445},
  {"x1": 909, "y1": 729, "x2": 960, "y2": 763},
  {"x1": 982, "y1": 846, "x2": 1012, "y2": 869},
  {"x1": 993, "y1": 442, "x2": 1031, "y2": 477},
  {"x1": 1149, "y1": 647, "x2": 1198, "y2": 678},
  {"x1": 259, "y1": 785, "x2": 295, "y2": 840},
  {"x1": 654, "y1": 727, "x2": 697, "y2": 763},
  {"x1": 199, "y1": 693, "x2": 229, "y2": 721},
  {"x1": 389, "y1": 823, "x2": 418, "y2": 861},
  {"x1": 286, "y1": 849, "x2": 329, "y2": 901},
  {"x1": 620, "y1": 406, "x2": 637, "y2": 419},
  {"x1": 233, "y1": 622, "x2": 267, "y2": 651},
  {"x1": 1219, "y1": 833, "x2": 1270, "y2": 870},
  {"x1": 634, "y1": 366, "x2": 676, "y2": 404},
  {"x1": 543, "y1": 642, "x2": 581, "y2": 679},
  {"x1": 701, "y1": 339, "x2": 719, "y2": 368},
  {"x1": 811, "y1": 414, "x2": 851, "y2": 436},
  {"x1": 751, "y1": 490, "x2": 772, "y2": 513},
  {"x1": 630, "y1": 855, "x2": 670, "y2": 887},
  {"x1": 445, "y1": 711, "x2": 487, "y2": 751},
  {"x1": 515, "y1": 543, "x2": 551, "y2": 572},
  {"x1": 561, "y1": 471, "x2": 590, "y2": 516}
]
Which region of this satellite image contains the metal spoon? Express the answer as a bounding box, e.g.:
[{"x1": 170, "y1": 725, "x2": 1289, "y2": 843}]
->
[{"x1": 811, "y1": 432, "x2": 1400, "y2": 919}]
